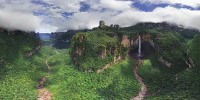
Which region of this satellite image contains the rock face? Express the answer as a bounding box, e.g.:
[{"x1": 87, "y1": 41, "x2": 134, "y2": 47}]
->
[
  {"x1": 131, "y1": 32, "x2": 188, "y2": 69},
  {"x1": 70, "y1": 30, "x2": 127, "y2": 72},
  {"x1": 70, "y1": 21, "x2": 197, "y2": 72},
  {"x1": 0, "y1": 28, "x2": 40, "y2": 67},
  {"x1": 121, "y1": 35, "x2": 130, "y2": 48},
  {"x1": 99, "y1": 20, "x2": 105, "y2": 28},
  {"x1": 188, "y1": 57, "x2": 194, "y2": 67},
  {"x1": 158, "y1": 57, "x2": 172, "y2": 67},
  {"x1": 100, "y1": 46, "x2": 106, "y2": 59},
  {"x1": 71, "y1": 31, "x2": 159, "y2": 72}
]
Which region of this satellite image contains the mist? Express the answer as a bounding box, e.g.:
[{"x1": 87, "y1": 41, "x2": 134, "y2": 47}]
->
[{"x1": 0, "y1": 10, "x2": 42, "y2": 32}]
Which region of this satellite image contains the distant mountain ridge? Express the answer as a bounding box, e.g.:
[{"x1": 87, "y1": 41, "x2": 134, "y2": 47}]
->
[{"x1": 122, "y1": 22, "x2": 199, "y2": 38}]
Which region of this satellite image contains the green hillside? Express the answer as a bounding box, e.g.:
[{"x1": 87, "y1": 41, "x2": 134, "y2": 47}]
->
[
  {"x1": 0, "y1": 21, "x2": 200, "y2": 99},
  {"x1": 189, "y1": 33, "x2": 200, "y2": 68},
  {"x1": 0, "y1": 30, "x2": 40, "y2": 99},
  {"x1": 70, "y1": 30, "x2": 125, "y2": 71}
]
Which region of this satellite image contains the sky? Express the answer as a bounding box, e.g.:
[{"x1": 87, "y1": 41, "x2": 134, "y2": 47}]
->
[{"x1": 0, "y1": 0, "x2": 200, "y2": 32}]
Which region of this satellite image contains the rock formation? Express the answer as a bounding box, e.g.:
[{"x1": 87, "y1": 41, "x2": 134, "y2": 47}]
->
[
  {"x1": 70, "y1": 21, "x2": 196, "y2": 72},
  {"x1": 121, "y1": 35, "x2": 130, "y2": 48},
  {"x1": 99, "y1": 20, "x2": 105, "y2": 28}
]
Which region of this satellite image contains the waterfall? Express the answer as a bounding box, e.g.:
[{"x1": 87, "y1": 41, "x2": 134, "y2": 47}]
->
[{"x1": 138, "y1": 35, "x2": 141, "y2": 57}]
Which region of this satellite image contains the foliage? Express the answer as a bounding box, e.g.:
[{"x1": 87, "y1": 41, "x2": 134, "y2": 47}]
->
[
  {"x1": 121, "y1": 23, "x2": 188, "y2": 69},
  {"x1": 70, "y1": 22, "x2": 193, "y2": 71},
  {"x1": 0, "y1": 42, "x2": 59, "y2": 99},
  {"x1": 1, "y1": 22, "x2": 200, "y2": 100},
  {"x1": 70, "y1": 30, "x2": 125, "y2": 71},
  {"x1": 0, "y1": 32, "x2": 40, "y2": 99},
  {"x1": 44, "y1": 48, "x2": 140, "y2": 99},
  {"x1": 0, "y1": 32, "x2": 38, "y2": 65},
  {"x1": 189, "y1": 33, "x2": 200, "y2": 68},
  {"x1": 138, "y1": 56, "x2": 200, "y2": 99},
  {"x1": 121, "y1": 22, "x2": 199, "y2": 39},
  {"x1": 157, "y1": 32, "x2": 187, "y2": 68},
  {"x1": 0, "y1": 29, "x2": 140, "y2": 99}
]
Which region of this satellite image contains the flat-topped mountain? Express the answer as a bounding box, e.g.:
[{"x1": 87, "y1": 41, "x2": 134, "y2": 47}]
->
[{"x1": 70, "y1": 21, "x2": 199, "y2": 72}]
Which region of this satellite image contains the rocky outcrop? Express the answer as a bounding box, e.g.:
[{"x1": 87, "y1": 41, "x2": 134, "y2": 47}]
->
[
  {"x1": 158, "y1": 57, "x2": 172, "y2": 67},
  {"x1": 188, "y1": 57, "x2": 194, "y2": 67},
  {"x1": 71, "y1": 21, "x2": 195, "y2": 72},
  {"x1": 121, "y1": 35, "x2": 130, "y2": 47},
  {"x1": 75, "y1": 47, "x2": 85, "y2": 56},
  {"x1": 70, "y1": 30, "x2": 127, "y2": 72},
  {"x1": 73, "y1": 34, "x2": 86, "y2": 56},
  {"x1": 186, "y1": 57, "x2": 194, "y2": 68},
  {"x1": 78, "y1": 34, "x2": 87, "y2": 42},
  {"x1": 99, "y1": 20, "x2": 105, "y2": 28},
  {"x1": 100, "y1": 46, "x2": 107, "y2": 59}
]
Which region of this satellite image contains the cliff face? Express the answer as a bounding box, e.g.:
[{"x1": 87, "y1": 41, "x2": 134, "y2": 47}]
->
[
  {"x1": 0, "y1": 28, "x2": 40, "y2": 66},
  {"x1": 70, "y1": 30, "x2": 127, "y2": 72},
  {"x1": 121, "y1": 35, "x2": 131, "y2": 48},
  {"x1": 122, "y1": 22, "x2": 193, "y2": 70},
  {"x1": 70, "y1": 22, "x2": 199, "y2": 72},
  {"x1": 70, "y1": 32, "x2": 184, "y2": 71},
  {"x1": 51, "y1": 30, "x2": 76, "y2": 49}
]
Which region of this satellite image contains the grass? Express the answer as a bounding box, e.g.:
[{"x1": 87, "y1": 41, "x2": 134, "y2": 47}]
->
[{"x1": 138, "y1": 55, "x2": 200, "y2": 100}]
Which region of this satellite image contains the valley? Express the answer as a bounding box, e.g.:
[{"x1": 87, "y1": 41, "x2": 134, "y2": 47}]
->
[{"x1": 0, "y1": 21, "x2": 200, "y2": 100}]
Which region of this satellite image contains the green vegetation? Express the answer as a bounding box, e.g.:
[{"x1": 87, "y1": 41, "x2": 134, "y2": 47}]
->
[
  {"x1": 1, "y1": 22, "x2": 200, "y2": 99},
  {"x1": 0, "y1": 32, "x2": 38, "y2": 65},
  {"x1": 157, "y1": 32, "x2": 187, "y2": 68},
  {"x1": 138, "y1": 55, "x2": 200, "y2": 99},
  {"x1": 121, "y1": 25, "x2": 188, "y2": 70},
  {"x1": 121, "y1": 22, "x2": 199, "y2": 39},
  {"x1": 70, "y1": 30, "x2": 126, "y2": 71},
  {"x1": 0, "y1": 30, "x2": 140, "y2": 99},
  {"x1": 45, "y1": 47, "x2": 140, "y2": 99},
  {"x1": 189, "y1": 33, "x2": 200, "y2": 68},
  {"x1": 0, "y1": 32, "x2": 59, "y2": 99},
  {"x1": 70, "y1": 21, "x2": 198, "y2": 72},
  {"x1": 0, "y1": 32, "x2": 40, "y2": 99}
]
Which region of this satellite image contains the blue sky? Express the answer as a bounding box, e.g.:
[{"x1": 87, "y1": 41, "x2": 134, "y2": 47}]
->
[{"x1": 0, "y1": 0, "x2": 200, "y2": 32}]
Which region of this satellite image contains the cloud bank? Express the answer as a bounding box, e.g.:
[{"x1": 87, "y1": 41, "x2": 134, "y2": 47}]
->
[
  {"x1": 139, "y1": 0, "x2": 200, "y2": 8},
  {"x1": 0, "y1": 0, "x2": 200, "y2": 32},
  {"x1": 0, "y1": 10, "x2": 41, "y2": 31}
]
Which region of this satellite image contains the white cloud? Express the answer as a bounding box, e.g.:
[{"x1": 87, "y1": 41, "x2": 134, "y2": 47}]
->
[
  {"x1": 0, "y1": 0, "x2": 200, "y2": 32},
  {"x1": 35, "y1": 24, "x2": 58, "y2": 33},
  {"x1": 98, "y1": 0, "x2": 133, "y2": 11},
  {"x1": 58, "y1": 6, "x2": 200, "y2": 31},
  {"x1": 0, "y1": 9, "x2": 41, "y2": 31},
  {"x1": 42, "y1": 0, "x2": 86, "y2": 12},
  {"x1": 139, "y1": 0, "x2": 200, "y2": 8}
]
